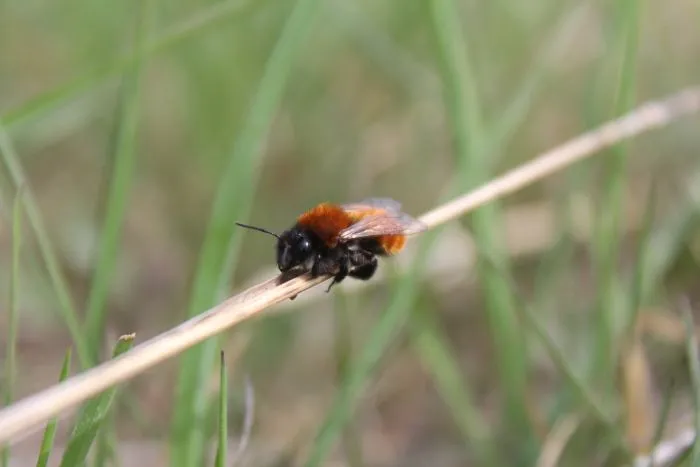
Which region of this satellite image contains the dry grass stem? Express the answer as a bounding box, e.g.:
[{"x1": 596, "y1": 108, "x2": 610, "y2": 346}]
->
[
  {"x1": 419, "y1": 85, "x2": 700, "y2": 227},
  {"x1": 0, "y1": 86, "x2": 698, "y2": 446},
  {"x1": 632, "y1": 428, "x2": 695, "y2": 467},
  {"x1": 536, "y1": 413, "x2": 581, "y2": 467},
  {"x1": 621, "y1": 337, "x2": 656, "y2": 453}
]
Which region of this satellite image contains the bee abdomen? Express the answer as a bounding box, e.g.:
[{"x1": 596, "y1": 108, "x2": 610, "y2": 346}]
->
[{"x1": 377, "y1": 235, "x2": 406, "y2": 255}]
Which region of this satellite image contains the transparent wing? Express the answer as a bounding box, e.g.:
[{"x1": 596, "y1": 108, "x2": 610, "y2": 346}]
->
[
  {"x1": 341, "y1": 197, "x2": 402, "y2": 214},
  {"x1": 338, "y1": 211, "x2": 427, "y2": 240}
]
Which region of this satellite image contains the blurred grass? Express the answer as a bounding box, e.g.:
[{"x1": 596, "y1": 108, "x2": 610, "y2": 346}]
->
[
  {"x1": 409, "y1": 304, "x2": 499, "y2": 465},
  {"x1": 0, "y1": 189, "x2": 22, "y2": 467},
  {"x1": 0, "y1": 0, "x2": 258, "y2": 130},
  {"x1": 170, "y1": 0, "x2": 322, "y2": 465},
  {"x1": 58, "y1": 334, "x2": 134, "y2": 467},
  {"x1": 394, "y1": 10, "x2": 585, "y2": 462},
  {"x1": 649, "y1": 377, "x2": 675, "y2": 461},
  {"x1": 84, "y1": 0, "x2": 153, "y2": 364},
  {"x1": 479, "y1": 249, "x2": 627, "y2": 451},
  {"x1": 484, "y1": 2, "x2": 589, "y2": 165},
  {"x1": 591, "y1": 0, "x2": 641, "y2": 390},
  {"x1": 304, "y1": 231, "x2": 439, "y2": 467},
  {"x1": 429, "y1": 0, "x2": 535, "y2": 460},
  {"x1": 636, "y1": 168, "x2": 700, "y2": 302},
  {"x1": 214, "y1": 351, "x2": 228, "y2": 467},
  {"x1": 1, "y1": 0, "x2": 700, "y2": 466},
  {"x1": 0, "y1": 126, "x2": 92, "y2": 367},
  {"x1": 35, "y1": 348, "x2": 72, "y2": 467},
  {"x1": 625, "y1": 183, "x2": 658, "y2": 340},
  {"x1": 619, "y1": 185, "x2": 658, "y2": 453},
  {"x1": 681, "y1": 299, "x2": 700, "y2": 465},
  {"x1": 332, "y1": 292, "x2": 366, "y2": 467},
  {"x1": 303, "y1": 4, "x2": 588, "y2": 464},
  {"x1": 93, "y1": 411, "x2": 117, "y2": 467}
]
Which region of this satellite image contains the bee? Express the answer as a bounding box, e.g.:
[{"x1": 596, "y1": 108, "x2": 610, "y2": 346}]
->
[{"x1": 236, "y1": 198, "x2": 427, "y2": 292}]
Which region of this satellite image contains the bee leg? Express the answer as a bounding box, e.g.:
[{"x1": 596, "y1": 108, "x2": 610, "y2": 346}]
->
[
  {"x1": 348, "y1": 255, "x2": 378, "y2": 280},
  {"x1": 326, "y1": 261, "x2": 349, "y2": 293},
  {"x1": 310, "y1": 254, "x2": 347, "y2": 293},
  {"x1": 347, "y1": 249, "x2": 377, "y2": 280}
]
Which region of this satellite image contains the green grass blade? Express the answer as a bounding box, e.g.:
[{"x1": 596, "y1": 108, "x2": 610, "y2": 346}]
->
[
  {"x1": 303, "y1": 231, "x2": 439, "y2": 467},
  {"x1": 151, "y1": 0, "x2": 260, "y2": 61},
  {"x1": 0, "y1": 127, "x2": 92, "y2": 368},
  {"x1": 83, "y1": 0, "x2": 153, "y2": 362},
  {"x1": 215, "y1": 351, "x2": 228, "y2": 467},
  {"x1": 591, "y1": 0, "x2": 641, "y2": 385},
  {"x1": 407, "y1": 9, "x2": 588, "y2": 462},
  {"x1": 35, "y1": 348, "x2": 73, "y2": 467},
  {"x1": 409, "y1": 306, "x2": 499, "y2": 465},
  {"x1": 58, "y1": 335, "x2": 135, "y2": 467},
  {"x1": 1, "y1": 189, "x2": 23, "y2": 467},
  {"x1": 170, "y1": 0, "x2": 322, "y2": 465},
  {"x1": 409, "y1": 8, "x2": 590, "y2": 463},
  {"x1": 428, "y1": 0, "x2": 534, "y2": 453},
  {"x1": 0, "y1": 71, "x2": 105, "y2": 129}
]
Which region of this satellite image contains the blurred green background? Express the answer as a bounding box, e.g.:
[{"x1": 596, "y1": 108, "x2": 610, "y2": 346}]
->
[{"x1": 1, "y1": 0, "x2": 700, "y2": 465}]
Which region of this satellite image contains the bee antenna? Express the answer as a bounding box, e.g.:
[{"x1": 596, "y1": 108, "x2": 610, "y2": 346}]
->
[{"x1": 235, "y1": 222, "x2": 281, "y2": 240}]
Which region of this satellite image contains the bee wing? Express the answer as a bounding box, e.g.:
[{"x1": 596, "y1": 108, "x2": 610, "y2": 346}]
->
[
  {"x1": 341, "y1": 197, "x2": 402, "y2": 214},
  {"x1": 338, "y1": 211, "x2": 427, "y2": 241}
]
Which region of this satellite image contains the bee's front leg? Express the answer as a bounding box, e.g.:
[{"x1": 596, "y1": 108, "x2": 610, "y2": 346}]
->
[{"x1": 311, "y1": 253, "x2": 349, "y2": 293}]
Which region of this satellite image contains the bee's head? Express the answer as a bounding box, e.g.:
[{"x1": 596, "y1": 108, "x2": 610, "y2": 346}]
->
[
  {"x1": 277, "y1": 228, "x2": 314, "y2": 272},
  {"x1": 235, "y1": 222, "x2": 315, "y2": 273}
]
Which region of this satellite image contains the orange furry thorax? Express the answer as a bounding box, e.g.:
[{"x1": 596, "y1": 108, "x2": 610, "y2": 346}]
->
[
  {"x1": 296, "y1": 202, "x2": 406, "y2": 254},
  {"x1": 296, "y1": 203, "x2": 353, "y2": 247}
]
